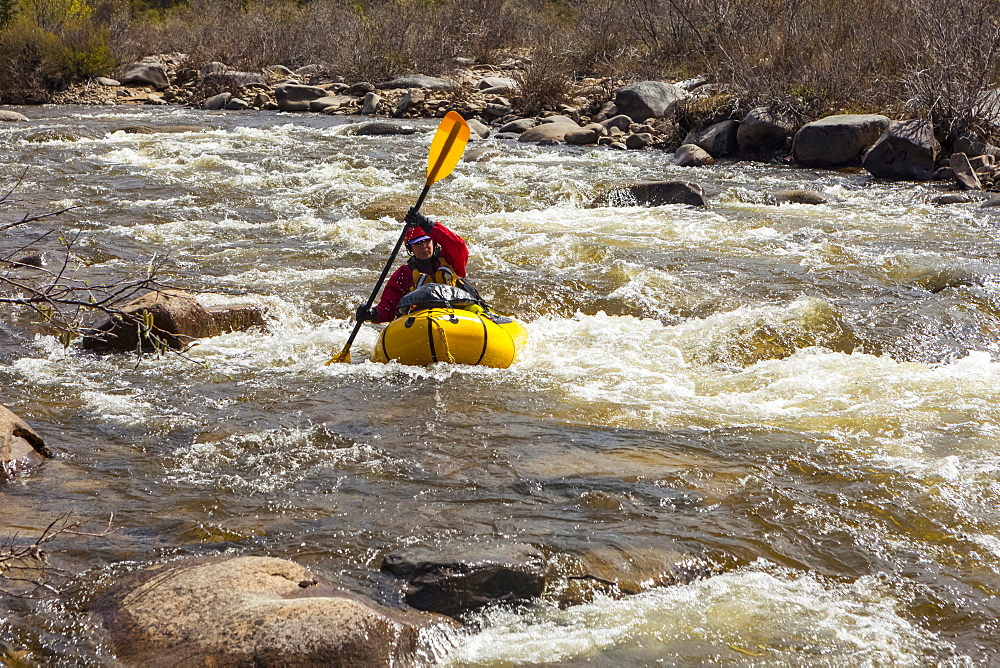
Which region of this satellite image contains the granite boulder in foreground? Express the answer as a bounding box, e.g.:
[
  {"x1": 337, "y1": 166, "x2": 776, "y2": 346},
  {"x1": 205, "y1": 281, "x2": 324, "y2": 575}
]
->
[{"x1": 92, "y1": 556, "x2": 453, "y2": 666}]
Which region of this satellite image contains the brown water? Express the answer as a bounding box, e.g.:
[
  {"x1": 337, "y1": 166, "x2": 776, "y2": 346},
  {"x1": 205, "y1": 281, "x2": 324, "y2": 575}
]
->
[{"x1": 2, "y1": 106, "x2": 1000, "y2": 664}]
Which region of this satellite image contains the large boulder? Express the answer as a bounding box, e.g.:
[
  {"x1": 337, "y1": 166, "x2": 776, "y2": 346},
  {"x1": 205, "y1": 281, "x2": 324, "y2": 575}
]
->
[
  {"x1": 792, "y1": 114, "x2": 891, "y2": 168},
  {"x1": 518, "y1": 119, "x2": 579, "y2": 143},
  {"x1": 382, "y1": 542, "x2": 547, "y2": 618},
  {"x1": 273, "y1": 83, "x2": 328, "y2": 112},
  {"x1": 737, "y1": 107, "x2": 800, "y2": 155},
  {"x1": 952, "y1": 134, "x2": 1000, "y2": 159},
  {"x1": 591, "y1": 181, "x2": 706, "y2": 207},
  {"x1": 688, "y1": 120, "x2": 740, "y2": 158},
  {"x1": 564, "y1": 123, "x2": 605, "y2": 145},
  {"x1": 862, "y1": 119, "x2": 941, "y2": 181},
  {"x1": 93, "y1": 556, "x2": 450, "y2": 666},
  {"x1": 1, "y1": 405, "x2": 53, "y2": 481},
  {"x1": 614, "y1": 81, "x2": 688, "y2": 122},
  {"x1": 80, "y1": 290, "x2": 269, "y2": 352},
  {"x1": 120, "y1": 63, "x2": 169, "y2": 90},
  {"x1": 498, "y1": 118, "x2": 536, "y2": 134}
]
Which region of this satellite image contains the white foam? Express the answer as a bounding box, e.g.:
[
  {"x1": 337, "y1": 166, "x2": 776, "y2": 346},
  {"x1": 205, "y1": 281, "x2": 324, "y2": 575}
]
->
[{"x1": 437, "y1": 566, "x2": 943, "y2": 665}]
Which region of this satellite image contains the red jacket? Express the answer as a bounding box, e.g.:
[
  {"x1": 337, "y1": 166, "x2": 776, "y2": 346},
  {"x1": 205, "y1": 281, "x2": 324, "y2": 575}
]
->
[{"x1": 372, "y1": 222, "x2": 468, "y2": 323}]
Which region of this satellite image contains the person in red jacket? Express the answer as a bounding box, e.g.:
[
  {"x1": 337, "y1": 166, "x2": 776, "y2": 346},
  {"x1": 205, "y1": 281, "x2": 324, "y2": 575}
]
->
[{"x1": 355, "y1": 207, "x2": 472, "y2": 324}]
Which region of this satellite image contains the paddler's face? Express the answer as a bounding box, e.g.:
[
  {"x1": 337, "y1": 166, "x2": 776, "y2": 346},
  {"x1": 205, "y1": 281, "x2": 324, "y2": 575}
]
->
[{"x1": 410, "y1": 238, "x2": 434, "y2": 260}]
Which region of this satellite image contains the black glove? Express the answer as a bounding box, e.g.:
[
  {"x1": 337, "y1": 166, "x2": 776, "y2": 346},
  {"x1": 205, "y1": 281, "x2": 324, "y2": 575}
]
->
[
  {"x1": 355, "y1": 304, "x2": 379, "y2": 322},
  {"x1": 404, "y1": 207, "x2": 436, "y2": 233}
]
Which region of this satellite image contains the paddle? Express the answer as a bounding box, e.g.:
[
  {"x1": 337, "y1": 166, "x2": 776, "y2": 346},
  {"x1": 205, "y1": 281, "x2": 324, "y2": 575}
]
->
[{"x1": 327, "y1": 111, "x2": 471, "y2": 365}]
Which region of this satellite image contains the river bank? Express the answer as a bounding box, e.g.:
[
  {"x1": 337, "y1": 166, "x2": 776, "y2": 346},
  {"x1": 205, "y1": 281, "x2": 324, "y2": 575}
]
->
[{"x1": 20, "y1": 52, "x2": 1000, "y2": 202}]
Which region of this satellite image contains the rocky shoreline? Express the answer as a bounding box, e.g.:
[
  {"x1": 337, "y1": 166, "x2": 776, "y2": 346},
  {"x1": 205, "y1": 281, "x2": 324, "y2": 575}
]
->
[{"x1": 9, "y1": 54, "x2": 997, "y2": 204}]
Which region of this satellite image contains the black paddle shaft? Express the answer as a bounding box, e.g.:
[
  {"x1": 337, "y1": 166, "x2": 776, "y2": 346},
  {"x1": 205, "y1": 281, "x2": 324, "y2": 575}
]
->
[{"x1": 339, "y1": 183, "x2": 432, "y2": 352}]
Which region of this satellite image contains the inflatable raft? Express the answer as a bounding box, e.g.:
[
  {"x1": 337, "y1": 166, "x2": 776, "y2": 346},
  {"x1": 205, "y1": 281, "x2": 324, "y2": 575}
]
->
[{"x1": 370, "y1": 285, "x2": 528, "y2": 368}]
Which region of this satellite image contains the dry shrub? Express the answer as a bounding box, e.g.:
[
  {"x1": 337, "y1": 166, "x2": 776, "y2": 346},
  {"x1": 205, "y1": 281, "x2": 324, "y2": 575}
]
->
[
  {"x1": 514, "y1": 38, "x2": 574, "y2": 114},
  {"x1": 899, "y1": 0, "x2": 1000, "y2": 144}
]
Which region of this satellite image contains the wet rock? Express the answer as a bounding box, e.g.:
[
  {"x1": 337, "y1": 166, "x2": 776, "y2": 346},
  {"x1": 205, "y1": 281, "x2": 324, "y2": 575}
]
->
[
  {"x1": 80, "y1": 290, "x2": 269, "y2": 352},
  {"x1": 950, "y1": 152, "x2": 983, "y2": 190},
  {"x1": 466, "y1": 118, "x2": 491, "y2": 139},
  {"x1": 556, "y1": 547, "x2": 710, "y2": 606},
  {"x1": 6, "y1": 252, "x2": 50, "y2": 268},
  {"x1": 93, "y1": 556, "x2": 448, "y2": 666},
  {"x1": 773, "y1": 189, "x2": 828, "y2": 205},
  {"x1": 464, "y1": 147, "x2": 502, "y2": 162},
  {"x1": 120, "y1": 62, "x2": 169, "y2": 90},
  {"x1": 225, "y1": 98, "x2": 249, "y2": 111},
  {"x1": 933, "y1": 193, "x2": 981, "y2": 205},
  {"x1": 983, "y1": 196, "x2": 1000, "y2": 208},
  {"x1": 592, "y1": 181, "x2": 706, "y2": 207},
  {"x1": 498, "y1": 118, "x2": 536, "y2": 134},
  {"x1": 382, "y1": 542, "x2": 546, "y2": 618},
  {"x1": 0, "y1": 110, "x2": 29, "y2": 122},
  {"x1": 1, "y1": 405, "x2": 53, "y2": 482},
  {"x1": 737, "y1": 107, "x2": 800, "y2": 155},
  {"x1": 207, "y1": 305, "x2": 269, "y2": 333},
  {"x1": 614, "y1": 81, "x2": 688, "y2": 122},
  {"x1": 688, "y1": 119, "x2": 740, "y2": 158},
  {"x1": 202, "y1": 92, "x2": 231, "y2": 110},
  {"x1": 379, "y1": 75, "x2": 454, "y2": 90},
  {"x1": 674, "y1": 143, "x2": 715, "y2": 166},
  {"x1": 792, "y1": 114, "x2": 890, "y2": 168},
  {"x1": 273, "y1": 83, "x2": 328, "y2": 112},
  {"x1": 862, "y1": 119, "x2": 941, "y2": 181},
  {"x1": 356, "y1": 121, "x2": 418, "y2": 136}
]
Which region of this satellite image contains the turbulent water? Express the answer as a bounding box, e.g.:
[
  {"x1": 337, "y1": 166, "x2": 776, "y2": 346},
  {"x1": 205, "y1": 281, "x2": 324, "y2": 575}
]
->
[{"x1": 2, "y1": 105, "x2": 1000, "y2": 664}]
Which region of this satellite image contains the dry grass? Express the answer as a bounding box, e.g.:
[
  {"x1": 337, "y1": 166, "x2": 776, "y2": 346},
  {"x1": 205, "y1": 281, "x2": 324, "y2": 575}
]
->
[{"x1": 0, "y1": 0, "x2": 998, "y2": 141}]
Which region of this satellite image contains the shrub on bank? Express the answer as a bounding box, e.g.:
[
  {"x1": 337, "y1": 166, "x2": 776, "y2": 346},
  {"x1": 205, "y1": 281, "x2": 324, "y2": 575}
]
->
[{"x1": 0, "y1": 0, "x2": 116, "y2": 103}]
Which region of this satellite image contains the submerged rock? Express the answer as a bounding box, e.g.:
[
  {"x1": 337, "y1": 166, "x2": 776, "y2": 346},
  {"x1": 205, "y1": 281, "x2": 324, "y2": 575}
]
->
[
  {"x1": 591, "y1": 181, "x2": 706, "y2": 207},
  {"x1": 382, "y1": 541, "x2": 547, "y2": 618},
  {"x1": 556, "y1": 547, "x2": 711, "y2": 606},
  {"x1": 93, "y1": 556, "x2": 449, "y2": 666}
]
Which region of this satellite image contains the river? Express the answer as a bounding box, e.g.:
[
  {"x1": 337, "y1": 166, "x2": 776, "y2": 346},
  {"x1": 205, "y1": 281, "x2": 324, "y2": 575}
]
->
[{"x1": 2, "y1": 105, "x2": 999, "y2": 664}]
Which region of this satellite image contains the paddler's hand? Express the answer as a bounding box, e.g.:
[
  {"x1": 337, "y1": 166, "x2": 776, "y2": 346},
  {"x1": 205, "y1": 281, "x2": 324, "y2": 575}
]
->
[
  {"x1": 355, "y1": 304, "x2": 379, "y2": 323},
  {"x1": 404, "y1": 207, "x2": 436, "y2": 234}
]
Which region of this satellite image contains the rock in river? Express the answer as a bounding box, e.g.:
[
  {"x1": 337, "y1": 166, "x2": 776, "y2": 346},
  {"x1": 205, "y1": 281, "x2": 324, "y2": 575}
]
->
[
  {"x1": 92, "y1": 556, "x2": 451, "y2": 666},
  {"x1": 1, "y1": 404, "x2": 53, "y2": 481}
]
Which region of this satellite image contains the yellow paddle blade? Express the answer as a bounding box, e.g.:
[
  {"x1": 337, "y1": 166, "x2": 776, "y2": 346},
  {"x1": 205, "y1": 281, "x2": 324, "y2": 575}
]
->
[
  {"x1": 426, "y1": 111, "x2": 470, "y2": 186},
  {"x1": 326, "y1": 347, "x2": 350, "y2": 365}
]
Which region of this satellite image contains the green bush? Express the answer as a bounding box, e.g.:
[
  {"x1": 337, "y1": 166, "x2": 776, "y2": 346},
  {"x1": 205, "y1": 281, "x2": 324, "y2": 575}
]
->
[{"x1": 0, "y1": 0, "x2": 116, "y2": 101}]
